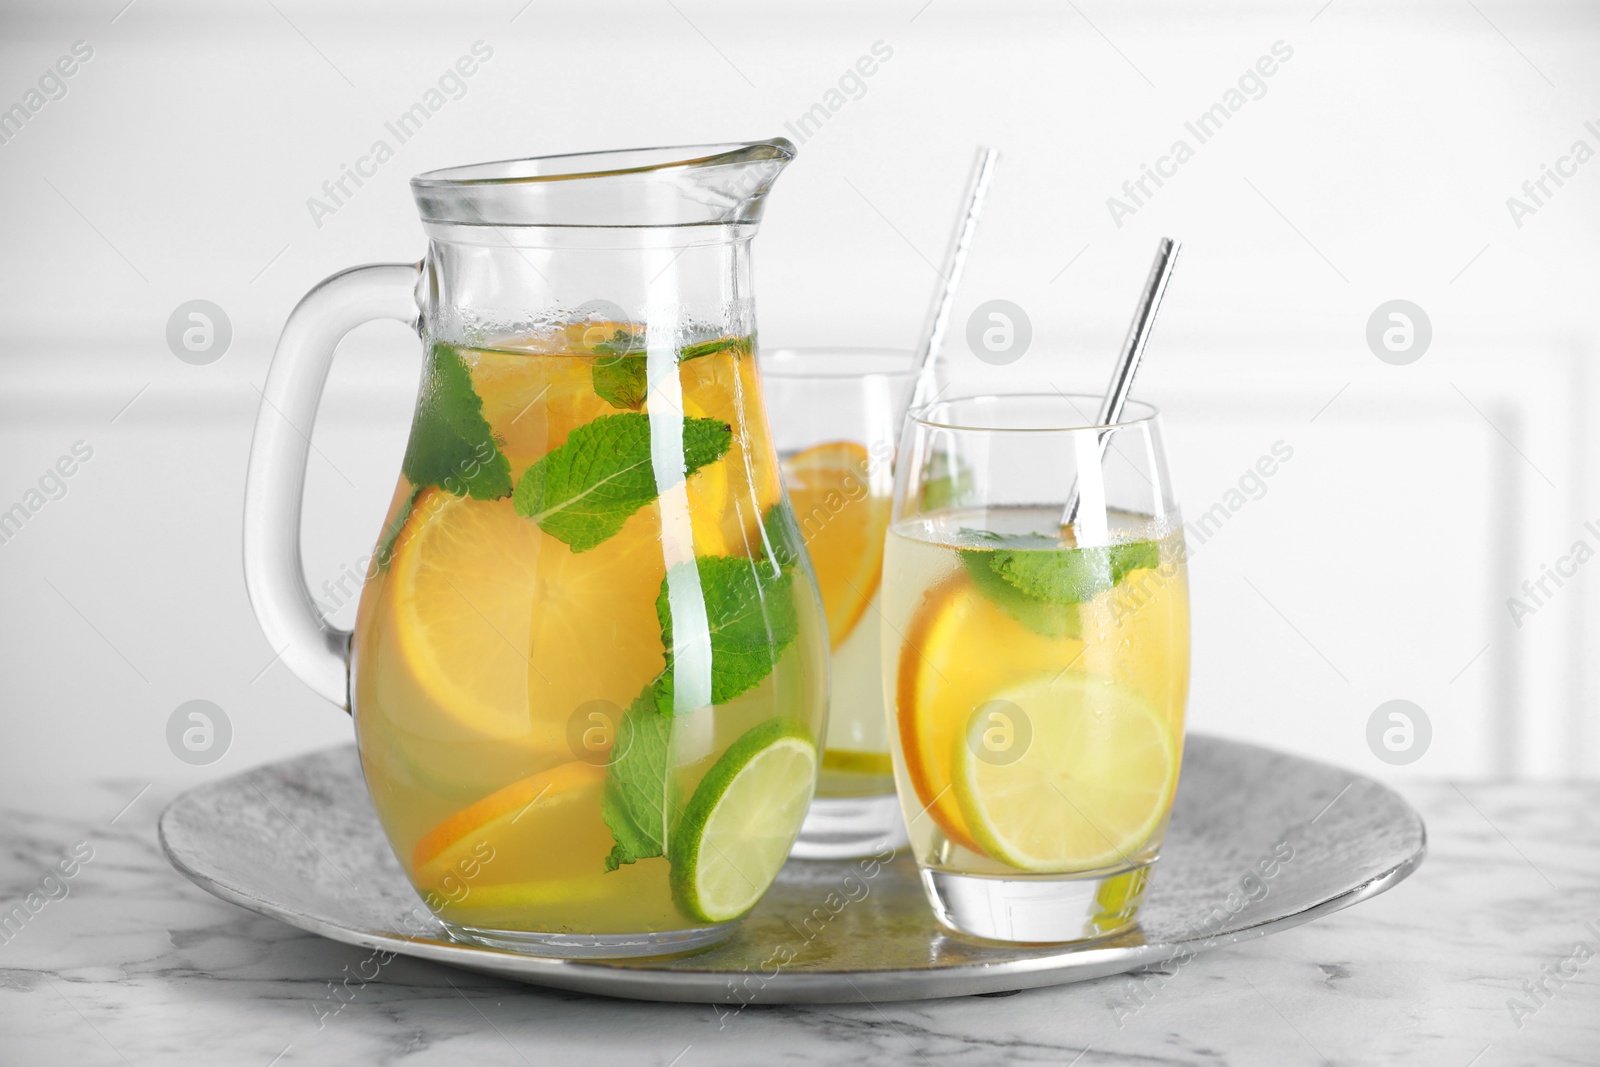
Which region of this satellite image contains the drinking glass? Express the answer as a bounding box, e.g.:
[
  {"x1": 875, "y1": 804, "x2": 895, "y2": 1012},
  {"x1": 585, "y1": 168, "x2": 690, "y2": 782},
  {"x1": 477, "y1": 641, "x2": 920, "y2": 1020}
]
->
[
  {"x1": 882, "y1": 394, "x2": 1189, "y2": 942},
  {"x1": 762, "y1": 348, "x2": 918, "y2": 858}
]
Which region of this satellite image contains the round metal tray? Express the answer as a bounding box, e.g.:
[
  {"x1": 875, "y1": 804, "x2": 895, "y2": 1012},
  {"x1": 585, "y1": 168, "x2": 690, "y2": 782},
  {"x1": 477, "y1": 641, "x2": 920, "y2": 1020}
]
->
[{"x1": 158, "y1": 735, "x2": 1424, "y2": 1004}]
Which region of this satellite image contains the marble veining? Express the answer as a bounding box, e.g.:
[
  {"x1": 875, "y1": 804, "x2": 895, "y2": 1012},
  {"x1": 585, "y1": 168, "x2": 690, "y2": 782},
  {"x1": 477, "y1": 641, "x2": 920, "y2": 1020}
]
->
[{"x1": 1, "y1": 771, "x2": 1596, "y2": 1065}]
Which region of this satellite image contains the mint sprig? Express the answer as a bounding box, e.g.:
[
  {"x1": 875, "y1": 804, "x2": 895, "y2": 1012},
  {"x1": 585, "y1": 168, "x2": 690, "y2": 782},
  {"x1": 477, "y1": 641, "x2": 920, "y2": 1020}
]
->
[
  {"x1": 990, "y1": 540, "x2": 1160, "y2": 603},
  {"x1": 601, "y1": 546, "x2": 803, "y2": 872},
  {"x1": 963, "y1": 552, "x2": 1081, "y2": 638},
  {"x1": 601, "y1": 686, "x2": 679, "y2": 871},
  {"x1": 589, "y1": 335, "x2": 753, "y2": 411},
  {"x1": 400, "y1": 343, "x2": 512, "y2": 500},
  {"x1": 679, "y1": 336, "x2": 752, "y2": 361},
  {"x1": 920, "y1": 455, "x2": 975, "y2": 512},
  {"x1": 512, "y1": 412, "x2": 731, "y2": 553},
  {"x1": 961, "y1": 539, "x2": 1161, "y2": 638},
  {"x1": 758, "y1": 500, "x2": 804, "y2": 572},
  {"x1": 591, "y1": 355, "x2": 649, "y2": 410},
  {"x1": 656, "y1": 555, "x2": 798, "y2": 710}
]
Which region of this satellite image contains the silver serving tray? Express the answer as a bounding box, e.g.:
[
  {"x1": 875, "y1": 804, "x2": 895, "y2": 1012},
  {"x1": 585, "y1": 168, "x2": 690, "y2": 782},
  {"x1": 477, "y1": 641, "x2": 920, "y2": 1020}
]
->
[{"x1": 158, "y1": 736, "x2": 1424, "y2": 1004}]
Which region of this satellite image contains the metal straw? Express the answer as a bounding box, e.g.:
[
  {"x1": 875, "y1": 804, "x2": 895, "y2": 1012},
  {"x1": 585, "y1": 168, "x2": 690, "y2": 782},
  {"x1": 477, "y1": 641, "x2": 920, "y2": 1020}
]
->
[
  {"x1": 907, "y1": 146, "x2": 1000, "y2": 413},
  {"x1": 1062, "y1": 236, "x2": 1183, "y2": 528}
]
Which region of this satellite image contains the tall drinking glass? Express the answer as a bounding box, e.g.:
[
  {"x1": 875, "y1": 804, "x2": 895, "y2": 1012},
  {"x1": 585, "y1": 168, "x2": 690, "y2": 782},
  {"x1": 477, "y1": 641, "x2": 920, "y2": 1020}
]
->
[
  {"x1": 762, "y1": 348, "x2": 917, "y2": 858},
  {"x1": 883, "y1": 394, "x2": 1189, "y2": 942}
]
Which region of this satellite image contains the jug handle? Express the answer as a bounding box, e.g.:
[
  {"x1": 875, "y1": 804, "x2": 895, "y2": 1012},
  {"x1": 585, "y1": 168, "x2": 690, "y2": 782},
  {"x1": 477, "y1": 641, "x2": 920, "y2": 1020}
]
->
[{"x1": 243, "y1": 263, "x2": 421, "y2": 710}]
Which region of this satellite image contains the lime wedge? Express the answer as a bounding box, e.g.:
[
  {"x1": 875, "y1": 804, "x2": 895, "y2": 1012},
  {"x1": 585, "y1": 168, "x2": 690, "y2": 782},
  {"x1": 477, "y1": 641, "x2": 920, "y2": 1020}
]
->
[
  {"x1": 955, "y1": 673, "x2": 1178, "y2": 873},
  {"x1": 670, "y1": 719, "x2": 817, "y2": 923}
]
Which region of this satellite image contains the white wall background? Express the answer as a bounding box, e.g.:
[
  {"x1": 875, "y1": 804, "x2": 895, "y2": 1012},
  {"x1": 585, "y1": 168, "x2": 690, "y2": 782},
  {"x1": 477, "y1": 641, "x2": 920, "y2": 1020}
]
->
[{"x1": 3, "y1": 0, "x2": 1598, "y2": 818}]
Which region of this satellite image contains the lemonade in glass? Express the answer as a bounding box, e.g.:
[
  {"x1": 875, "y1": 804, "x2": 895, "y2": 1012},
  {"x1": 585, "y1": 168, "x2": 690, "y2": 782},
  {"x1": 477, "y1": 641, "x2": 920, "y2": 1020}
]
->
[
  {"x1": 242, "y1": 142, "x2": 829, "y2": 958},
  {"x1": 883, "y1": 394, "x2": 1189, "y2": 942},
  {"x1": 763, "y1": 349, "x2": 918, "y2": 858},
  {"x1": 353, "y1": 329, "x2": 828, "y2": 952}
]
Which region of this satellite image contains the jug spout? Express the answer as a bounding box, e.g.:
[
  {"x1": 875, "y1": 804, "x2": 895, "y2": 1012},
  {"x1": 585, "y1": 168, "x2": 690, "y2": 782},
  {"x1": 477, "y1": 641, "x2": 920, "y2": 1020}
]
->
[{"x1": 411, "y1": 138, "x2": 795, "y2": 230}]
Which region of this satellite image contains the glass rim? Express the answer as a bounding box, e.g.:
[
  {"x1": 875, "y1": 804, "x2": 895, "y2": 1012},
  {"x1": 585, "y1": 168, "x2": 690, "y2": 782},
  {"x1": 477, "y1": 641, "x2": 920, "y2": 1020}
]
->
[
  {"x1": 909, "y1": 392, "x2": 1161, "y2": 433},
  {"x1": 412, "y1": 139, "x2": 795, "y2": 188},
  {"x1": 760, "y1": 346, "x2": 920, "y2": 381}
]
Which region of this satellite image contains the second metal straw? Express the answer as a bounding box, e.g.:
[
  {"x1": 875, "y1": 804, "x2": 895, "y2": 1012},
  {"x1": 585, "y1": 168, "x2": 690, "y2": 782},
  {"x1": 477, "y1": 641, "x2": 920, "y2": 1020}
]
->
[{"x1": 1062, "y1": 236, "x2": 1183, "y2": 528}]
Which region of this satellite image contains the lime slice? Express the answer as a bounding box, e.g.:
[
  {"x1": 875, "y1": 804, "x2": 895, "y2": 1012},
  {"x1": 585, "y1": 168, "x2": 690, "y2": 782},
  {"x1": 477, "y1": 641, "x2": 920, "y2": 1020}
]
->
[
  {"x1": 670, "y1": 719, "x2": 817, "y2": 923},
  {"x1": 955, "y1": 673, "x2": 1178, "y2": 873}
]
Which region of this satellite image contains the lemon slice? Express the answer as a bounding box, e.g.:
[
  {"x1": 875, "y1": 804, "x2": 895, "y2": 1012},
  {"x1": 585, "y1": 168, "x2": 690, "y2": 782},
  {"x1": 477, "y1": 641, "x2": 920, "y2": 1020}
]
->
[
  {"x1": 954, "y1": 673, "x2": 1178, "y2": 873},
  {"x1": 670, "y1": 719, "x2": 817, "y2": 923}
]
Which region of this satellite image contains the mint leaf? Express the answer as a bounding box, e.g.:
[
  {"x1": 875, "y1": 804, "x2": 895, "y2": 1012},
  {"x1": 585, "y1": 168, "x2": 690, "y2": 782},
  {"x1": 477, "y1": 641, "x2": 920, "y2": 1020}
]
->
[
  {"x1": 992, "y1": 541, "x2": 1160, "y2": 603},
  {"x1": 760, "y1": 500, "x2": 804, "y2": 572},
  {"x1": 512, "y1": 413, "x2": 731, "y2": 553},
  {"x1": 656, "y1": 555, "x2": 798, "y2": 710},
  {"x1": 921, "y1": 456, "x2": 975, "y2": 512},
  {"x1": 400, "y1": 343, "x2": 513, "y2": 500},
  {"x1": 963, "y1": 552, "x2": 1082, "y2": 639},
  {"x1": 679, "y1": 335, "x2": 751, "y2": 361},
  {"x1": 1113, "y1": 541, "x2": 1162, "y2": 579},
  {"x1": 590, "y1": 326, "x2": 645, "y2": 357},
  {"x1": 591, "y1": 355, "x2": 647, "y2": 410},
  {"x1": 588, "y1": 335, "x2": 752, "y2": 411},
  {"x1": 601, "y1": 498, "x2": 804, "y2": 871},
  {"x1": 373, "y1": 485, "x2": 421, "y2": 571},
  {"x1": 958, "y1": 527, "x2": 1056, "y2": 549},
  {"x1": 601, "y1": 686, "x2": 679, "y2": 871},
  {"x1": 592, "y1": 333, "x2": 750, "y2": 362},
  {"x1": 961, "y1": 540, "x2": 1161, "y2": 638}
]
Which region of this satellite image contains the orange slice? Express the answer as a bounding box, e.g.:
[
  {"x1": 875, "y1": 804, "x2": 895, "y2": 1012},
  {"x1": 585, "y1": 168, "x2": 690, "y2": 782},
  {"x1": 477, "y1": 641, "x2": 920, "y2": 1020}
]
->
[
  {"x1": 411, "y1": 759, "x2": 604, "y2": 871},
  {"x1": 896, "y1": 569, "x2": 1091, "y2": 852},
  {"x1": 474, "y1": 339, "x2": 736, "y2": 557},
  {"x1": 462, "y1": 346, "x2": 611, "y2": 476},
  {"x1": 389, "y1": 489, "x2": 542, "y2": 738},
  {"x1": 388, "y1": 489, "x2": 667, "y2": 742},
  {"x1": 524, "y1": 506, "x2": 669, "y2": 722},
  {"x1": 679, "y1": 347, "x2": 783, "y2": 555},
  {"x1": 679, "y1": 395, "x2": 731, "y2": 557},
  {"x1": 782, "y1": 441, "x2": 890, "y2": 649}
]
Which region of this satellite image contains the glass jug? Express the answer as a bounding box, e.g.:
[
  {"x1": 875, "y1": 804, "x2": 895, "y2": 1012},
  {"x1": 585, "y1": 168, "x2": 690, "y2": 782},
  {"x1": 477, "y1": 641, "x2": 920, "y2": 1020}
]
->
[{"x1": 242, "y1": 140, "x2": 828, "y2": 958}]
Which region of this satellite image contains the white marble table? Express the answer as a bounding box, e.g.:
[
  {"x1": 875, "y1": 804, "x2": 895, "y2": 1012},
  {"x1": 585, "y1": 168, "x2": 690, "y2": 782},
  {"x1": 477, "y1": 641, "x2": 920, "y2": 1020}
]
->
[{"x1": 1, "y1": 779, "x2": 1595, "y2": 1066}]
